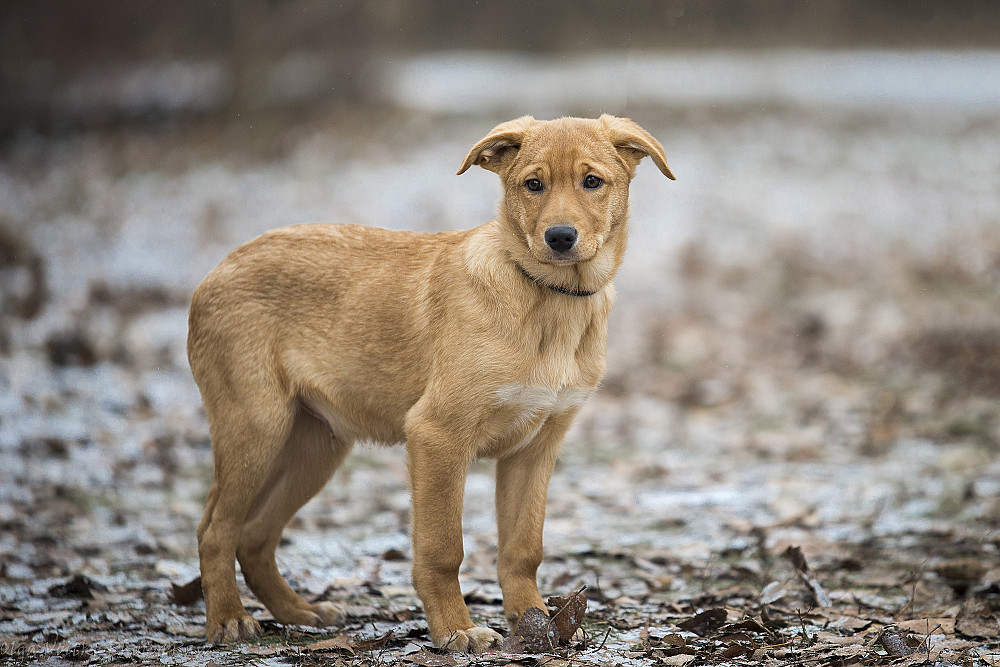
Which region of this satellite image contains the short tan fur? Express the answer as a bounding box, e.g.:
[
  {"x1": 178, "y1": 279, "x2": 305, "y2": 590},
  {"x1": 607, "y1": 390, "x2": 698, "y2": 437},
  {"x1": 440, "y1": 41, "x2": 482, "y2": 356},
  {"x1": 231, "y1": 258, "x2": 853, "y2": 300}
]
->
[{"x1": 188, "y1": 115, "x2": 674, "y2": 652}]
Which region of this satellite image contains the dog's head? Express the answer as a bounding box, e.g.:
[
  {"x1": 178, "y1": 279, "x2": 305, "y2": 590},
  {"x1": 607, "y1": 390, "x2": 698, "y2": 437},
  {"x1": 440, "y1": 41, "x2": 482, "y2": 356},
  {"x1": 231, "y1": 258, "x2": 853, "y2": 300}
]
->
[{"x1": 458, "y1": 115, "x2": 674, "y2": 278}]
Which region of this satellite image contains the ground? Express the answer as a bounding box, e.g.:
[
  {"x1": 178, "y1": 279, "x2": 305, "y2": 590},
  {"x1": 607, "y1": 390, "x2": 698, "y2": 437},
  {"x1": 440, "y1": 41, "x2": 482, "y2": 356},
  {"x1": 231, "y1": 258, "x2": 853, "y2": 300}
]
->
[{"x1": 2, "y1": 53, "x2": 1000, "y2": 665}]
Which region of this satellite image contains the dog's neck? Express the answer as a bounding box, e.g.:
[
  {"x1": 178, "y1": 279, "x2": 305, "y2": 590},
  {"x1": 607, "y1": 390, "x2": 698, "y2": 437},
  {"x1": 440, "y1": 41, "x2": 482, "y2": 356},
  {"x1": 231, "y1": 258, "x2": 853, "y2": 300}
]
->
[{"x1": 513, "y1": 262, "x2": 599, "y2": 297}]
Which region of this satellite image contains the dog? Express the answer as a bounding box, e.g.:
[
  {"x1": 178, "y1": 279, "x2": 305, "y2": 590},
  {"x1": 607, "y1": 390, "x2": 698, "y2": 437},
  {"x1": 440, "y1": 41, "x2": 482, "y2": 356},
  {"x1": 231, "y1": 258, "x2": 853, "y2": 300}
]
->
[{"x1": 187, "y1": 115, "x2": 675, "y2": 652}]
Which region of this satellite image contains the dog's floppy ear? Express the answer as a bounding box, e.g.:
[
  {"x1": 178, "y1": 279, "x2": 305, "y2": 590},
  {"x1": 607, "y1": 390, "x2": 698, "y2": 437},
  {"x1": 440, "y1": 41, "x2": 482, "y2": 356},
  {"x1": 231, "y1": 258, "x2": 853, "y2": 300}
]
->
[
  {"x1": 457, "y1": 115, "x2": 535, "y2": 175},
  {"x1": 600, "y1": 114, "x2": 676, "y2": 180}
]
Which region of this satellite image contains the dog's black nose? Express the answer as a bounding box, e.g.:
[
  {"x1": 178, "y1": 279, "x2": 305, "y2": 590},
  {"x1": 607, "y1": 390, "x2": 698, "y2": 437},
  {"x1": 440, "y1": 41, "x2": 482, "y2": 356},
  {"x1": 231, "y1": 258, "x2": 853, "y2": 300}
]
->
[{"x1": 544, "y1": 226, "x2": 578, "y2": 253}]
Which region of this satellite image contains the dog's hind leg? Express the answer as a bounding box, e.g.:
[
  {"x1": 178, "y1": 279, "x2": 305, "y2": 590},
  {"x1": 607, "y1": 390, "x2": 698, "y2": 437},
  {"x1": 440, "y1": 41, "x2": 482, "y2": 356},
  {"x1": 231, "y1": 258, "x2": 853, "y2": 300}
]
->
[
  {"x1": 198, "y1": 399, "x2": 295, "y2": 644},
  {"x1": 236, "y1": 408, "x2": 351, "y2": 628}
]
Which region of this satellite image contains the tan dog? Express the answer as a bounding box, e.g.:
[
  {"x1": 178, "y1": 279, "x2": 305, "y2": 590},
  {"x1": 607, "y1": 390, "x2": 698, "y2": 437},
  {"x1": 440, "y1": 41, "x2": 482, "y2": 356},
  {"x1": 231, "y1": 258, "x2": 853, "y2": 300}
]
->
[{"x1": 187, "y1": 115, "x2": 674, "y2": 651}]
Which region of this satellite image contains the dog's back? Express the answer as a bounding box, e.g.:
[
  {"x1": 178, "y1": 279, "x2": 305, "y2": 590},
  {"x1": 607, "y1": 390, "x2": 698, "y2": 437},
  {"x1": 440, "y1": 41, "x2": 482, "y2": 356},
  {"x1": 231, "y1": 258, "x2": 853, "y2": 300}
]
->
[{"x1": 188, "y1": 223, "x2": 466, "y2": 445}]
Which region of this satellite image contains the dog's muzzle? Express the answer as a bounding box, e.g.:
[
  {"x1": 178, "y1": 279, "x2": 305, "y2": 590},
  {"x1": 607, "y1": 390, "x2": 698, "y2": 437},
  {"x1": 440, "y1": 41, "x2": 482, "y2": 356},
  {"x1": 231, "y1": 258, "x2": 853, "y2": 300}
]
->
[{"x1": 543, "y1": 225, "x2": 578, "y2": 253}]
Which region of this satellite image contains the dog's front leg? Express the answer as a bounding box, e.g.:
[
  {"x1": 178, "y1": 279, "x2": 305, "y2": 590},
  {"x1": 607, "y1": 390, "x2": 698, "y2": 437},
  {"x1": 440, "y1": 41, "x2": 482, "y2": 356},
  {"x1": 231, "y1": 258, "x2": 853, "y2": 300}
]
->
[
  {"x1": 406, "y1": 417, "x2": 503, "y2": 653},
  {"x1": 495, "y1": 413, "x2": 573, "y2": 631}
]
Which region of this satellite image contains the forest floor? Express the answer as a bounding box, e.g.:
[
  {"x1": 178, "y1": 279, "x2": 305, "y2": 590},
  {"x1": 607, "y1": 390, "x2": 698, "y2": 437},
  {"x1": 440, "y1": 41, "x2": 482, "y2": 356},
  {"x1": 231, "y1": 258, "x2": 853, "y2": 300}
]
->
[{"x1": 2, "y1": 59, "x2": 1000, "y2": 665}]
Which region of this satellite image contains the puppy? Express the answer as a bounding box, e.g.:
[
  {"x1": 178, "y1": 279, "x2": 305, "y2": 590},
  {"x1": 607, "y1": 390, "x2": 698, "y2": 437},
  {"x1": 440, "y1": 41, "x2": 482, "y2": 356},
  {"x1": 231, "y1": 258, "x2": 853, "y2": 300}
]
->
[{"x1": 187, "y1": 115, "x2": 674, "y2": 652}]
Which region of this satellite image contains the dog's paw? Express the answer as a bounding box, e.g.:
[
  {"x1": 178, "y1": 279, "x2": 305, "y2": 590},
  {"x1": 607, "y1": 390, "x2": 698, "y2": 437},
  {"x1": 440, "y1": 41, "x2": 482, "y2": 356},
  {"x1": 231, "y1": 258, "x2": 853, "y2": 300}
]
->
[
  {"x1": 437, "y1": 625, "x2": 503, "y2": 653},
  {"x1": 310, "y1": 601, "x2": 346, "y2": 626},
  {"x1": 207, "y1": 614, "x2": 262, "y2": 644},
  {"x1": 271, "y1": 601, "x2": 346, "y2": 628}
]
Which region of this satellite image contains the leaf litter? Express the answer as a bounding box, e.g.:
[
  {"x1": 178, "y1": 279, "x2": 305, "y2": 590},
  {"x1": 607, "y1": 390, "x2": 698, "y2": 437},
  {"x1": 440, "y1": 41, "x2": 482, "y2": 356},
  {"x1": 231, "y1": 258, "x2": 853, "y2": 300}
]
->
[{"x1": 2, "y1": 89, "x2": 1000, "y2": 665}]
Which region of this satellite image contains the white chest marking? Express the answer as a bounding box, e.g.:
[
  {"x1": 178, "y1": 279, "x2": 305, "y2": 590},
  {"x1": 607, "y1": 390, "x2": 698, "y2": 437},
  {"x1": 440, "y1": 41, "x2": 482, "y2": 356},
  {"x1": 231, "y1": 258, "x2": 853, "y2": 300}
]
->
[
  {"x1": 494, "y1": 384, "x2": 591, "y2": 416},
  {"x1": 492, "y1": 384, "x2": 590, "y2": 455}
]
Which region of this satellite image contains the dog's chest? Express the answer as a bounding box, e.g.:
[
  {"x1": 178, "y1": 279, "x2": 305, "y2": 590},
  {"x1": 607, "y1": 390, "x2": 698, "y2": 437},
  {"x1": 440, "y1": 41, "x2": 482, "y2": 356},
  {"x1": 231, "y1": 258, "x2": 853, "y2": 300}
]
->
[
  {"x1": 494, "y1": 384, "x2": 590, "y2": 416},
  {"x1": 488, "y1": 383, "x2": 591, "y2": 455}
]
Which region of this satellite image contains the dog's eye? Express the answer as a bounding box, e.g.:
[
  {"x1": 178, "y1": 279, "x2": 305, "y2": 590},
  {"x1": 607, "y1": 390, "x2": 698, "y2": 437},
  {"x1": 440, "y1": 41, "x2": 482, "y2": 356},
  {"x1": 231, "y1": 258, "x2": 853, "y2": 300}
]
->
[
  {"x1": 583, "y1": 175, "x2": 603, "y2": 189},
  {"x1": 524, "y1": 178, "x2": 543, "y2": 192}
]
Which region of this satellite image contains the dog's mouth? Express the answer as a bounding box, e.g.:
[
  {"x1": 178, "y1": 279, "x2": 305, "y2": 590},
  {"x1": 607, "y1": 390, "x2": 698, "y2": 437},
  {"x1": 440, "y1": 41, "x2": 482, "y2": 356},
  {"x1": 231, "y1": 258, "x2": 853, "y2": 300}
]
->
[
  {"x1": 543, "y1": 253, "x2": 583, "y2": 265},
  {"x1": 524, "y1": 227, "x2": 602, "y2": 266},
  {"x1": 529, "y1": 240, "x2": 600, "y2": 265},
  {"x1": 540, "y1": 243, "x2": 601, "y2": 266}
]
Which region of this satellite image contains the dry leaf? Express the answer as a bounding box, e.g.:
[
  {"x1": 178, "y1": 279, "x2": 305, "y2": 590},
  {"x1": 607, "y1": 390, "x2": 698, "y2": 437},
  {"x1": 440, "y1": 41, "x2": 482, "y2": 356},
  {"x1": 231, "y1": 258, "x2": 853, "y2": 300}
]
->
[
  {"x1": 49, "y1": 574, "x2": 106, "y2": 599},
  {"x1": 955, "y1": 598, "x2": 1000, "y2": 638},
  {"x1": 407, "y1": 648, "x2": 458, "y2": 666},
  {"x1": 304, "y1": 635, "x2": 355, "y2": 653},
  {"x1": 500, "y1": 635, "x2": 527, "y2": 654},
  {"x1": 514, "y1": 607, "x2": 557, "y2": 653},
  {"x1": 719, "y1": 643, "x2": 752, "y2": 658},
  {"x1": 877, "y1": 627, "x2": 924, "y2": 657},
  {"x1": 934, "y1": 558, "x2": 986, "y2": 594},
  {"x1": 896, "y1": 618, "x2": 954, "y2": 635},
  {"x1": 760, "y1": 580, "x2": 789, "y2": 604},
  {"x1": 547, "y1": 590, "x2": 587, "y2": 643},
  {"x1": 170, "y1": 576, "x2": 203, "y2": 606},
  {"x1": 677, "y1": 608, "x2": 727, "y2": 637},
  {"x1": 783, "y1": 545, "x2": 831, "y2": 607},
  {"x1": 354, "y1": 630, "x2": 396, "y2": 651},
  {"x1": 784, "y1": 545, "x2": 810, "y2": 573}
]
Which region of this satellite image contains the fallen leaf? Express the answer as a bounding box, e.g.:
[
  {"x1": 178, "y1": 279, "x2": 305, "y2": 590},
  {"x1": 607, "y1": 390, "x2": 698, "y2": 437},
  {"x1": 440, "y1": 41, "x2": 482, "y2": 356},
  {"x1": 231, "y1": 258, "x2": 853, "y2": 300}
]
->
[
  {"x1": 514, "y1": 607, "x2": 557, "y2": 652},
  {"x1": 934, "y1": 558, "x2": 986, "y2": 594},
  {"x1": 896, "y1": 618, "x2": 954, "y2": 635},
  {"x1": 354, "y1": 630, "x2": 396, "y2": 651},
  {"x1": 547, "y1": 589, "x2": 587, "y2": 644},
  {"x1": 676, "y1": 608, "x2": 727, "y2": 637},
  {"x1": 760, "y1": 606, "x2": 787, "y2": 630},
  {"x1": 49, "y1": 575, "x2": 106, "y2": 599},
  {"x1": 830, "y1": 644, "x2": 868, "y2": 659},
  {"x1": 760, "y1": 581, "x2": 789, "y2": 604},
  {"x1": 783, "y1": 545, "x2": 831, "y2": 607},
  {"x1": 955, "y1": 598, "x2": 1000, "y2": 638},
  {"x1": 303, "y1": 635, "x2": 355, "y2": 653},
  {"x1": 658, "y1": 632, "x2": 686, "y2": 647},
  {"x1": 381, "y1": 548, "x2": 407, "y2": 562},
  {"x1": 784, "y1": 545, "x2": 810, "y2": 572},
  {"x1": 724, "y1": 617, "x2": 774, "y2": 636},
  {"x1": 407, "y1": 648, "x2": 458, "y2": 666},
  {"x1": 500, "y1": 634, "x2": 527, "y2": 654},
  {"x1": 812, "y1": 631, "x2": 865, "y2": 646},
  {"x1": 719, "y1": 643, "x2": 752, "y2": 658},
  {"x1": 877, "y1": 627, "x2": 924, "y2": 657},
  {"x1": 822, "y1": 613, "x2": 873, "y2": 632},
  {"x1": 170, "y1": 576, "x2": 203, "y2": 605}
]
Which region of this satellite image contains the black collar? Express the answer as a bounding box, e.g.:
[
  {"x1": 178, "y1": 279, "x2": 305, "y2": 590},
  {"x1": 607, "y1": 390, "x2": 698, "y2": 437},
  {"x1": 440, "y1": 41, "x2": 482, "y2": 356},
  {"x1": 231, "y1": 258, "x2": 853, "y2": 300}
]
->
[{"x1": 515, "y1": 262, "x2": 599, "y2": 297}]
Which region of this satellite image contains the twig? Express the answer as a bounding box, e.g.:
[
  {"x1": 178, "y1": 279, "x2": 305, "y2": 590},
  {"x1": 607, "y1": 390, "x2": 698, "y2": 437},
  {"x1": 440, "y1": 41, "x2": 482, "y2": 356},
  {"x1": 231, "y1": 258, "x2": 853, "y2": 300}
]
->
[
  {"x1": 795, "y1": 609, "x2": 814, "y2": 647},
  {"x1": 596, "y1": 626, "x2": 612, "y2": 651},
  {"x1": 922, "y1": 621, "x2": 942, "y2": 659}
]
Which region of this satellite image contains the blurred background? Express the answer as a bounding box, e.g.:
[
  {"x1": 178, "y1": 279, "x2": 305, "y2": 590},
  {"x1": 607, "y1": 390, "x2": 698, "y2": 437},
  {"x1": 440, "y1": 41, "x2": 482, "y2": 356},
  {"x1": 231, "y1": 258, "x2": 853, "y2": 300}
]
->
[
  {"x1": 1, "y1": 1, "x2": 1000, "y2": 660},
  {"x1": 3, "y1": 1, "x2": 1000, "y2": 129}
]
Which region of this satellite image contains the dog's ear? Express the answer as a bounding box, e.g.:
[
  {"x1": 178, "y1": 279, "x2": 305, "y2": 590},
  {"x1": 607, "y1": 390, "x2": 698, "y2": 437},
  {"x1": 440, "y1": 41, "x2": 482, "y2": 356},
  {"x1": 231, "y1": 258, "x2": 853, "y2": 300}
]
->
[
  {"x1": 457, "y1": 116, "x2": 535, "y2": 175},
  {"x1": 600, "y1": 114, "x2": 676, "y2": 180}
]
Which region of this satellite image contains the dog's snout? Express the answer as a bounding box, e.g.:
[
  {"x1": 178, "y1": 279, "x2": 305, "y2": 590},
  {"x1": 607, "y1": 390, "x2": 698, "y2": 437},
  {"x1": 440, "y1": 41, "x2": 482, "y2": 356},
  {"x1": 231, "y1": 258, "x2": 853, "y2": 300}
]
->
[{"x1": 544, "y1": 226, "x2": 578, "y2": 253}]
